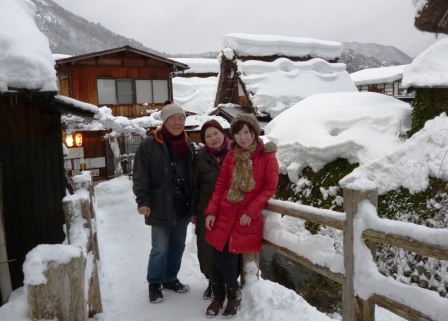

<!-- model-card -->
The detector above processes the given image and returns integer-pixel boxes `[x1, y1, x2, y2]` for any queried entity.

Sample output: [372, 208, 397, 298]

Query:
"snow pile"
[263, 206, 345, 274]
[222, 33, 343, 60]
[23, 245, 84, 286]
[265, 91, 412, 183]
[0, 0, 57, 92]
[236, 57, 357, 118]
[402, 36, 448, 88]
[350, 65, 409, 85]
[341, 113, 448, 194]
[173, 76, 218, 114]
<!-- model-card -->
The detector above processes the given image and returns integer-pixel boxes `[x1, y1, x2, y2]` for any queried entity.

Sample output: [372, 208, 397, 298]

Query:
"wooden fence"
[261, 186, 448, 321]
[25, 172, 102, 321]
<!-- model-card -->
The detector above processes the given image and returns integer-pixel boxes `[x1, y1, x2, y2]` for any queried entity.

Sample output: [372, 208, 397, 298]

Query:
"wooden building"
[350, 65, 414, 102]
[55, 46, 188, 118]
[0, 91, 95, 301]
[213, 34, 356, 120]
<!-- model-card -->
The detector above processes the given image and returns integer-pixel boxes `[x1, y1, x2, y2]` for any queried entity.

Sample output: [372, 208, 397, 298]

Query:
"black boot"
[162, 279, 190, 293]
[203, 281, 212, 300]
[222, 285, 241, 317]
[148, 283, 164, 303]
[205, 283, 225, 318]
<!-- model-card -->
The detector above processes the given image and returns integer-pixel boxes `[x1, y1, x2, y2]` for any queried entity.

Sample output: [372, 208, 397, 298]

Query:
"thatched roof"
[414, 0, 448, 34]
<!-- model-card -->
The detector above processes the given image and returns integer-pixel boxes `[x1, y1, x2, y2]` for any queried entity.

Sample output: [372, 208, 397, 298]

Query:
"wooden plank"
[0, 164, 13, 304]
[265, 201, 344, 230]
[363, 229, 448, 262]
[263, 240, 344, 284]
[371, 294, 434, 321]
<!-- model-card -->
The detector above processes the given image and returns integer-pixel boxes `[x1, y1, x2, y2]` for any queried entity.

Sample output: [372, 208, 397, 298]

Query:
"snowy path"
[93, 176, 402, 321]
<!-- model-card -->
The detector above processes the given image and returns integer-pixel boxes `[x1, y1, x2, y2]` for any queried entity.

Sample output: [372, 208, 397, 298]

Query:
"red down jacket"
[205, 141, 279, 254]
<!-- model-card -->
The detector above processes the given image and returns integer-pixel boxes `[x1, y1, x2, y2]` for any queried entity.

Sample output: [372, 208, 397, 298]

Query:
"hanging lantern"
[65, 134, 74, 147]
[75, 132, 83, 147]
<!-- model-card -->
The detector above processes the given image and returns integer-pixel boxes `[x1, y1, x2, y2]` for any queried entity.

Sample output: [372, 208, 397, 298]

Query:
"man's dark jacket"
[132, 128, 195, 226]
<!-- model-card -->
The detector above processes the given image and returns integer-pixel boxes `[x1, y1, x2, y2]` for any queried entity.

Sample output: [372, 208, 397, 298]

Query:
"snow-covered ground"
[0, 176, 407, 321]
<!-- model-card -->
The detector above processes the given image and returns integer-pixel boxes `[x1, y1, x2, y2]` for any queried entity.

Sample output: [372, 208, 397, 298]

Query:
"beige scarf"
[227, 140, 258, 203]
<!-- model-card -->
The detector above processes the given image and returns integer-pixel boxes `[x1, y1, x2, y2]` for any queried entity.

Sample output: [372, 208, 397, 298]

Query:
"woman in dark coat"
[190, 120, 229, 300]
[204, 114, 279, 318]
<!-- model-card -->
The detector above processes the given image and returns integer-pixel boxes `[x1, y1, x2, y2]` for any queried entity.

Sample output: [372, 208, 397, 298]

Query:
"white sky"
[50, 0, 443, 58]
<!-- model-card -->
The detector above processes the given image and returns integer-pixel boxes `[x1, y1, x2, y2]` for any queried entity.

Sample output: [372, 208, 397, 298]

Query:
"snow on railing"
[262, 186, 448, 321]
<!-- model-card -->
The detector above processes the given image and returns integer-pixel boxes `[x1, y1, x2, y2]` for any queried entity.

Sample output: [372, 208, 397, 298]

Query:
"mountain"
[32, 0, 412, 71]
[32, 0, 171, 57]
[340, 42, 413, 73]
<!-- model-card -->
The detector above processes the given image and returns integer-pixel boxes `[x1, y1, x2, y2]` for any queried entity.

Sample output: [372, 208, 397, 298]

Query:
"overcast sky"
[51, 0, 442, 58]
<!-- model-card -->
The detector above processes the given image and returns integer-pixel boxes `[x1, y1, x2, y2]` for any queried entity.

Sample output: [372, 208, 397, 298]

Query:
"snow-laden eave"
[222, 33, 342, 61]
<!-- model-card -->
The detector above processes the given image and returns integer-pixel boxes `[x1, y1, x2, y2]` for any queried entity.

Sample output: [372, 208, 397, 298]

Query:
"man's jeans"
[147, 217, 188, 284]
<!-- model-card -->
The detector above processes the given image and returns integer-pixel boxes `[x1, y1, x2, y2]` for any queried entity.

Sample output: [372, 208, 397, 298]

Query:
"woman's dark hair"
[200, 119, 226, 144]
[231, 121, 258, 140]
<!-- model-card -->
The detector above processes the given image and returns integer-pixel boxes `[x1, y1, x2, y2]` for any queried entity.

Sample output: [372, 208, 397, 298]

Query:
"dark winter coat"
[132, 128, 195, 226]
[191, 148, 228, 279]
[205, 141, 279, 254]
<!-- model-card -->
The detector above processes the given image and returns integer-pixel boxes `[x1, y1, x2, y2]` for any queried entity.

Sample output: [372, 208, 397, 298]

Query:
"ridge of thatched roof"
[414, 0, 448, 34]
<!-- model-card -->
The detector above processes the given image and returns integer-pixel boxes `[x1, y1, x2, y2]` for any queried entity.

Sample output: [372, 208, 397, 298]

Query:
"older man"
[133, 103, 195, 303]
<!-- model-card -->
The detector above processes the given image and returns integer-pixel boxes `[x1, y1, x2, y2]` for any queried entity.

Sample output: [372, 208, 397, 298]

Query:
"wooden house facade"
[55, 46, 188, 118]
[0, 91, 95, 303]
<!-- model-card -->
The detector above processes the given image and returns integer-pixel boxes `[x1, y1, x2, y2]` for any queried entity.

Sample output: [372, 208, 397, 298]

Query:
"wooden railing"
[261, 187, 448, 321]
[24, 172, 102, 321]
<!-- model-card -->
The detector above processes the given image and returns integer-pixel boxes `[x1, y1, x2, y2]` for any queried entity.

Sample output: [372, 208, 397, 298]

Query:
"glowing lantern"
[75, 132, 83, 147]
[65, 134, 74, 147]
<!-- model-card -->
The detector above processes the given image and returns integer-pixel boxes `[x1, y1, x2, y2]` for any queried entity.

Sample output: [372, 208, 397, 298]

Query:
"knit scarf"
[205, 136, 229, 164]
[227, 140, 258, 203]
[161, 125, 189, 158]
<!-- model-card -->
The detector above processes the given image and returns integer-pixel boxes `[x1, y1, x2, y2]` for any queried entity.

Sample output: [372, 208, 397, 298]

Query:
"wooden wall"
[57, 52, 173, 118]
[0, 93, 66, 289]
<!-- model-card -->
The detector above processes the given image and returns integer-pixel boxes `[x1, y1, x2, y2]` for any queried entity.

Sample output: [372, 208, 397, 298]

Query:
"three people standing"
[133, 106, 279, 318]
[132, 103, 195, 303]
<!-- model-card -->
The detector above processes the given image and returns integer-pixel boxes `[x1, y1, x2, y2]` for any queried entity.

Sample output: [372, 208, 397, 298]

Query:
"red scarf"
[161, 125, 189, 158]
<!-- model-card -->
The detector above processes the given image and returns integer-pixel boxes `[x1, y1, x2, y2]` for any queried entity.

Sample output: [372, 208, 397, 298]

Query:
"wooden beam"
[371, 294, 433, 321]
[263, 240, 344, 284]
[265, 201, 344, 230]
[363, 229, 448, 262]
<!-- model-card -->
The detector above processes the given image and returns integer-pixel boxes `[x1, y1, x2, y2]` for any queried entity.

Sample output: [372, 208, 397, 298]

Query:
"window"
[97, 79, 169, 105]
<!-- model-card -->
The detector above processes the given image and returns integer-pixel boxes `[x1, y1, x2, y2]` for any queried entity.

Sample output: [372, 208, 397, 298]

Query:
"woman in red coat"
[204, 114, 279, 318]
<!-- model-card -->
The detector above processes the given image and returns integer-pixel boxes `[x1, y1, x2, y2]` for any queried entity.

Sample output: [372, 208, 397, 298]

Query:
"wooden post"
[342, 187, 377, 321]
[0, 164, 13, 305]
[27, 252, 87, 321]
[63, 194, 103, 316]
[241, 253, 259, 286]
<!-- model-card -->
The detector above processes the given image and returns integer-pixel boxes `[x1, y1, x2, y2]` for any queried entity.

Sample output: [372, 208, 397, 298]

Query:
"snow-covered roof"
[222, 33, 343, 60]
[173, 58, 219, 74]
[235, 56, 357, 118]
[402, 36, 448, 88]
[173, 76, 217, 114]
[350, 65, 409, 86]
[264, 91, 412, 184]
[0, 0, 57, 92]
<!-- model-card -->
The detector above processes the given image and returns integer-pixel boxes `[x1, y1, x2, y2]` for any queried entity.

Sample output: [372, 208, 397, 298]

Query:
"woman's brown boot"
[205, 283, 225, 318]
[222, 285, 241, 317]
